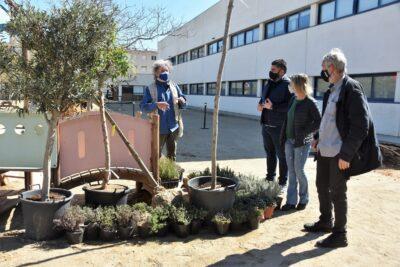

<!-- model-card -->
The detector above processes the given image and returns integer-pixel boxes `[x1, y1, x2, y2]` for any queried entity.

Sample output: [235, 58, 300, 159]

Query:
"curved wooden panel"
[58, 112, 153, 180]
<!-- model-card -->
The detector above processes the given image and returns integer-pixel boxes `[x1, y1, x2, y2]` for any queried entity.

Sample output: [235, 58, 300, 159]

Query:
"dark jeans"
[316, 154, 348, 233]
[159, 128, 179, 161]
[261, 124, 288, 185]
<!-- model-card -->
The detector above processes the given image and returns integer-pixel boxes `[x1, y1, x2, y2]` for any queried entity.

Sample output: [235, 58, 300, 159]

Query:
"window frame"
[206, 82, 226, 96]
[265, 8, 311, 39]
[229, 80, 258, 97]
[189, 83, 204, 95]
[314, 73, 397, 102]
[208, 39, 224, 55]
[231, 26, 260, 49]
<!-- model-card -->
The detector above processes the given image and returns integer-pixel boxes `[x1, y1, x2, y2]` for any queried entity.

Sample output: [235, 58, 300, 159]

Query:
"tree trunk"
[98, 85, 111, 189]
[211, 0, 234, 190]
[41, 112, 59, 201]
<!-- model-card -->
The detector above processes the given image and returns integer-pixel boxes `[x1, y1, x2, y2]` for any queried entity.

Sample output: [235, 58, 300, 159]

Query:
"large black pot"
[20, 188, 73, 241]
[83, 183, 132, 207]
[188, 176, 237, 213]
[65, 230, 84, 244]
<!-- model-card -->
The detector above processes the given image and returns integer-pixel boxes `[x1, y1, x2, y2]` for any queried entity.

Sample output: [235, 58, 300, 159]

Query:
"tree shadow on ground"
[209, 232, 334, 267]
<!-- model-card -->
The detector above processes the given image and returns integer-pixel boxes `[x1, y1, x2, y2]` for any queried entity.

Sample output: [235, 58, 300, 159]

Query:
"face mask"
[321, 70, 330, 82]
[269, 71, 279, 81]
[159, 71, 170, 82]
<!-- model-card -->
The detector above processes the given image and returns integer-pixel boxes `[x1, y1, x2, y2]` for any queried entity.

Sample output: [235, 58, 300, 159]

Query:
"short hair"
[322, 48, 347, 73]
[271, 59, 287, 73]
[152, 59, 173, 78]
[290, 73, 313, 96]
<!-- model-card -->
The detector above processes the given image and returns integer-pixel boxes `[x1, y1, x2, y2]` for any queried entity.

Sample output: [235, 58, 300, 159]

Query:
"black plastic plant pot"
[230, 222, 244, 232]
[161, 171, 183, 189]
[188, 176, 237, 213]
[65, 230, 84, 244]
[156, 224, 169, 237]
[215, 223, 230, 235]
[173, 223, 190, 238]
[84, 222, 99, 241]
[248, 218, 260, 230]
[137, 226, 151, 239]
[20, 188, 73, 241]
[190, 219, 202, 235]
[99, 228, 117, 241]
[82, 183, 133, 207]
[118, 226, 133, 240]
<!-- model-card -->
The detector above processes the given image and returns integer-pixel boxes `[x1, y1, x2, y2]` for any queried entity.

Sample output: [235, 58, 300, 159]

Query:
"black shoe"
[281, 204, 296, 211]
[316, 233, 348, 248]
[296, 203, 307, 210]
[304, 221, 333, 233]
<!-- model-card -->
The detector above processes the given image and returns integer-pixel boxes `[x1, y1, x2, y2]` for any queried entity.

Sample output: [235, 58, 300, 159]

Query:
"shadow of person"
[209, 232, 334, 266]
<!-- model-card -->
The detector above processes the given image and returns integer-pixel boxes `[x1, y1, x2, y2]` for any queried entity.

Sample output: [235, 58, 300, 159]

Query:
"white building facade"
[158, 0, 400, 139]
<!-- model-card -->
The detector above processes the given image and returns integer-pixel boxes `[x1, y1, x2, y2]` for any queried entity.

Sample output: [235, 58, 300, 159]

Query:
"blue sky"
[1, 0, 220, 49]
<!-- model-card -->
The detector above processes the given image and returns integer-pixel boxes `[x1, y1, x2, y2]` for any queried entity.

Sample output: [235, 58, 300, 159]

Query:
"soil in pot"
[137, 226, 151, 239]
[215, 222, 230, 235]
[264, 206, 276, 220]
[99, 228, 116, 241]
[84, 222, 99, 241]
[174, 223, 190, 238]
[27, 192, 66, 202]
[248, 218, 260, 230]
[65, 230, 84, 244]
[118, 226, 133, 240]
[161, 179, 180, 189]
[190, 220, 202, 235]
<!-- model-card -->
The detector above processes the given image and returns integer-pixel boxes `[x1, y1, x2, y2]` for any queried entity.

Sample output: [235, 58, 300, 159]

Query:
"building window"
[206, 82, 226, 96]
[179, 84, 189, 95]
[315, 73, 397, 101]
[319, 1, 336, 23]
[299, 9, 311, 29]
[231, 27, 259, 48]
[169, 57, 176, 66]
[266, 19, 286, 38]
[190, 46, 205, 60]
[288, 13, 299, 32]
[381, 0, 397, 5]
[189, 83, 204, 95]
[358, 0, 379, 12]
[229, 80, 257, 97]
[208, 40, 223, 55]
[177, 53, 188, 64]
[151, 55, 157, 60]
[336, 0, 355, 18]
[287, 9, 311, 33]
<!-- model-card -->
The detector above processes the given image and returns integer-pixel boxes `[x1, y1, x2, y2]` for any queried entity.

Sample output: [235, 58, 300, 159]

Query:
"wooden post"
[24, 171, 32, 190]
[102, 109, 158, 188]
[151, 113, 160, 183]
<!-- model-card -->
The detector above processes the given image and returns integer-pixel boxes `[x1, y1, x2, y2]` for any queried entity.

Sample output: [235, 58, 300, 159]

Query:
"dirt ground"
[1, 110, 399, 267]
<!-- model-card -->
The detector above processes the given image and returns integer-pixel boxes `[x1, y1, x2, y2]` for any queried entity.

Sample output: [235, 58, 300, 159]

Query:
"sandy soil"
[1, 110, 399, 267]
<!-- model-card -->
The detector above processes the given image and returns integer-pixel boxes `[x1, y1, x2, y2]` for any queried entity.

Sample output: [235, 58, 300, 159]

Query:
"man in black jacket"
[258, 59, 292, 189]
[304, 49, 382, 248]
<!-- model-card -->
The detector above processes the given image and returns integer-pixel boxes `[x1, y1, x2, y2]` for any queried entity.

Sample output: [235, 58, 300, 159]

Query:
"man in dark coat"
[304, 48, 382, 248]
[258, 59, 292, 191]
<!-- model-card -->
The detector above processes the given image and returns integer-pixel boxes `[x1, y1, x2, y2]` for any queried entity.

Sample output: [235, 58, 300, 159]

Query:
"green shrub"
[229, 203, 248, 224]
[159, 157, 181, 181]
[97, 206, 117, 231]
[170, 205, 191, 226]
[186, 165, 236, 179]
[212, 212, 231, 225]
[150, 205, 170, 234]
[115, 205, 134, 228]
[53, 205, 86, 232]
[188, 206, 208, 221]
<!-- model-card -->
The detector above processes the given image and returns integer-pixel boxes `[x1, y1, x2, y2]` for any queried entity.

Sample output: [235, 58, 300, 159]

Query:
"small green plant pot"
[84, 222, 99, 241]
[156, 224, 169, 237]
[118, 226, 133, 240]
[190, 219, 202, 235]
[248, 217, 260, 230]
[215, 222, 230, 235]
[173, 223, 190, 238]
[99, 228, 116, 241]
[65, 229, 84, 244]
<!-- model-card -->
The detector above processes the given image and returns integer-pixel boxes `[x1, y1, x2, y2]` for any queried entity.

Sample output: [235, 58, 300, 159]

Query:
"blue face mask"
[159, 71, 170, 82]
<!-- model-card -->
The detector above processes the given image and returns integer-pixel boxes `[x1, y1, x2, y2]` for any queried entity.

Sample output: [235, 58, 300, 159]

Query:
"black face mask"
[269, 71, 279, 81]
[321, 70, 330, 82]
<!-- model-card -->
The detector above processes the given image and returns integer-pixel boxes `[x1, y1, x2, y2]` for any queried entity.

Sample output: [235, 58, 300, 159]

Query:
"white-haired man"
[304, 49, 381, 248]
[140, 59, 186, 161]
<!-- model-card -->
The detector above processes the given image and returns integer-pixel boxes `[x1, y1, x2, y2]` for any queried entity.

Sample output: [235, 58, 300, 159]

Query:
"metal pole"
[201, 102, 209, 129]
[132, 101, 135, 117]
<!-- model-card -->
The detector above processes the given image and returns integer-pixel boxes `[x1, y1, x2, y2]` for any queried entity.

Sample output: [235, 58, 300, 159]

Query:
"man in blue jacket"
[140, 60, 186, 161]
[258, 59, 292, 191]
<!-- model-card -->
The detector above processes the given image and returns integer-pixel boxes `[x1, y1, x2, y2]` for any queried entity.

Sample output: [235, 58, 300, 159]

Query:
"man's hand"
[156, 101, 170, 111]
[176, 97, 186, 105]
[338, 159, 350, 170]
[311, 139, 319, 151]
[264, 98, 273, 110]
[257, 104, 263, 112]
